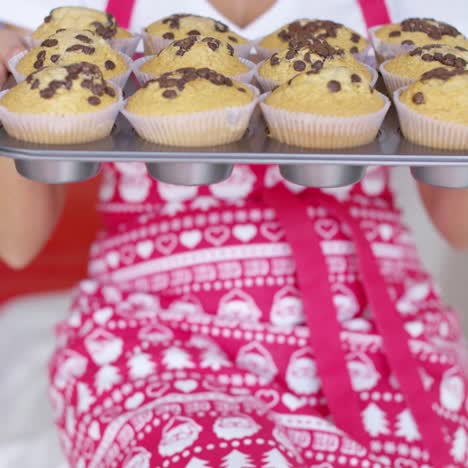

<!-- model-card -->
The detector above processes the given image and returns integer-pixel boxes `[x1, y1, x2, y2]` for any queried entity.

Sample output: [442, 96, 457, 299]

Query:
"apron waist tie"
[263, 185, 452, 468]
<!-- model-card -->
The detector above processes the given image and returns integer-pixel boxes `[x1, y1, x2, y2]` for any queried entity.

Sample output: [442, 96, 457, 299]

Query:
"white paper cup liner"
[254, 60, 378, 93]
[133, 56, 256, 86]
[260, 92, 390, 149]
[394, 87, 468, 150]
[0, 88, 124, 145]
[369, 25, 415, 63]
[379, 60, 415, 94]
[8, 50, 132, 88]
[122, 86, 259, 147]
[142, 32, 253, 58]
[109, 35, 141, 56]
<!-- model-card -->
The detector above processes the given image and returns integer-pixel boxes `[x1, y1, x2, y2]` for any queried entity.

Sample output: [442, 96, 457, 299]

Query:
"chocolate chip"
[188, 30, 200, 35]
[105, 86, 116, 97]
[197, 68, 211, 78]
[50, 54, 60, 63]
[389, 30, 402, 37]
[88, 96, 101, 105]
[351, 33, 360, 43]
[402, 39, 415, 46]
[37, 50, 46, 60]
[227, 44, 235, 56]
[162, 89, 177, 99]
[75, 34, 92, 43]
[105, 60, 116, 70]
[225, 78, 233, 87]
[31, 79, 40, 89]
[421, 53, 434, 61]
[92, 83, 105, 96]
[351, 73, 362, 83]
[41, 38, 58, 47]
[285, 49, 296, 60]
[207, 41, 219, 51]
[293, 60, 306, 72]
[421, 66, 468, 81]
[350, 46, 359, 54]
[237, 87, 246, 92]
[66, 44, 84, 52]
[33, 60, 44, 70]
[81, 79, 93, 89]
[327, 80, 341, 92]
[412, 92, 425, 104]
[40, 88, 54, 98]
[44, 15, 52, 23]
[228, 35, 238, 43]
[455, 46, 468, 52]
[55, 28, 66, 33]
[214, 20, 228, 33]
[163, 32, 175, 40]
[270, 54, 280, 66]
[81, 46, 95, 55]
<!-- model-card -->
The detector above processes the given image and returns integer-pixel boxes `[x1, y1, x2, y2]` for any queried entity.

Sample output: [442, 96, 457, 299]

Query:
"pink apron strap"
[309, 191, 453, 468]
[357, 0, 391, 28]
[263, 185, 369, 446]
[106, 0, 136, 29]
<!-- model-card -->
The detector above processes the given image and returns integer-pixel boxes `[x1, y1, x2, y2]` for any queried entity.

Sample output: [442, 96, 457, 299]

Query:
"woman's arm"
[0, 27, 67, 269]
[418, 183, 468, 250]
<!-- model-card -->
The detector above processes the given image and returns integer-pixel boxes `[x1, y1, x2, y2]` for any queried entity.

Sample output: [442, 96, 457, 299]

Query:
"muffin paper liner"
[109, 35, 141, 56]
[132, 55, 257, 86]
[142, 33, 253, 58]
[0, 88, 124, 145]
[394, 87, 468, 150]
[254, 60, 378, 93]
[8, 51, 133, 89]
[379, 59, 415, 94]
[122, 85, 260, 147]
[368, 25, 415, 63]
[260, 92, 390, 149]
[253, 38, 376, 67]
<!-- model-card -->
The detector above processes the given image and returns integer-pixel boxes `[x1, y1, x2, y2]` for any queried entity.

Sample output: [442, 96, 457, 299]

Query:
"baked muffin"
[381, 43, 468, 92]
[257, 19, 369, 59]
[144, 14, 250, 56]
[261, 66, 389, 148]
[395, 68, 468, 149]
[370, 18, 468, 62]
[0, 63, 121, 144]
[13, 30, 130, 86]
[257, 39, 375, 91]
[32, 7, 118, 42]
[134, 35, 253, 85]
[123, 68, 258, 146]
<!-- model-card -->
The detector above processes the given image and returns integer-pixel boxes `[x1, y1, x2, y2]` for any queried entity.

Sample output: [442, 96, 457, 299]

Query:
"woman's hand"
[0, 26, 67, 270]
[418, 183, 468, 250]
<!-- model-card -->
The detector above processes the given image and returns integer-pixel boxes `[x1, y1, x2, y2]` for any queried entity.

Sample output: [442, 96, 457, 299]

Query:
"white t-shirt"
[1, 0, 467, 39]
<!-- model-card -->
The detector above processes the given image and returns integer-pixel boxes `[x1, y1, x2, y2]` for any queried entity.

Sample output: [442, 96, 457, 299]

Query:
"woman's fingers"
[0, 29, 27, 89]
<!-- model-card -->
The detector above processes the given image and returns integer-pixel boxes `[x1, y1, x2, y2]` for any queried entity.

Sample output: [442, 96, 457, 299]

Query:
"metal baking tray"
[1, 79, 468, 188]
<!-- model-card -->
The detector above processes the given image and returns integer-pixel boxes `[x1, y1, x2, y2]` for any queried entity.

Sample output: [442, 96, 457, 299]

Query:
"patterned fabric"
[49, 164, 468, 468]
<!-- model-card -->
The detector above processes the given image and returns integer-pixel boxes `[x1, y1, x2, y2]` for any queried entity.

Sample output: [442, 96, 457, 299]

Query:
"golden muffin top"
[126, 67, 255, 116]
[17, 29, 128, 80]
[32, 7, 118, 41]
[141, 36, 249, 77]
[399, 67, 468, 125]
[265, 66, 384, 116]
[259, 39, 372, 84]
[145, 14, 248, 46]
[259, 19, 369, 54]
[1, 62, 118, 114]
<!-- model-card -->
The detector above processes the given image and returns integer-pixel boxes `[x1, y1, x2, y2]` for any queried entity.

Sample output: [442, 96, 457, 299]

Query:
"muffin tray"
[1, 80, 468, 188]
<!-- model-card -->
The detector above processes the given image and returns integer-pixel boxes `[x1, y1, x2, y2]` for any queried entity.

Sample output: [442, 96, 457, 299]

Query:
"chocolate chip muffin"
[123, 68, 258, 146]
[370, 18, 468, 62]
[261, 66, 389, 148]
[144, 14, 250, 56]
[257, 19, 369, 60]
[257, 38, 375, 91]
[15, 30, 129, 85]
[135, 35, 253, 85]
[395, 68, 468, 149]
[32, 7, 118, 43]
[381, 43, 468, 92]
[0, 63, 121, 144]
